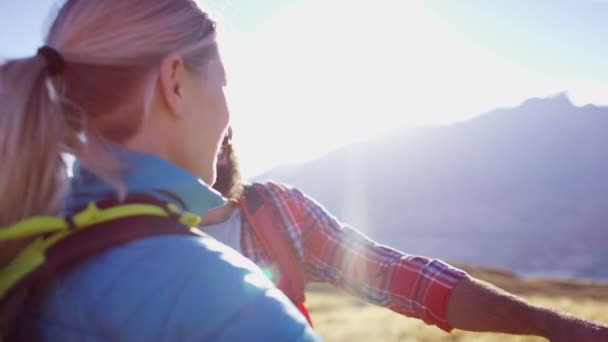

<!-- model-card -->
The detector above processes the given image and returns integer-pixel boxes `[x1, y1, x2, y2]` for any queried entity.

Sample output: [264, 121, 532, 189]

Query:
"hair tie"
[37, 46, 65, 76]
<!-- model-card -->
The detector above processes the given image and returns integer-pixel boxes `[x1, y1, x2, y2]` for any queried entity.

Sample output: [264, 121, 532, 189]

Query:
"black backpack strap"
[1, 197, 205, 340]
[36, 215, 202, 286]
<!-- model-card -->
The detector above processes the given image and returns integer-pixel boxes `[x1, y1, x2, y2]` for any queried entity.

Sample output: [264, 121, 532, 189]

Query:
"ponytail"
[0, 49, 125, 338]
[0, 54, 70, 263]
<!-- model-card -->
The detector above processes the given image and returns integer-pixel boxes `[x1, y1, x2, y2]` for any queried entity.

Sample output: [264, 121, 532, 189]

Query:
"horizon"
[254, 91, 608, 178]
[1, 0, 607, 177]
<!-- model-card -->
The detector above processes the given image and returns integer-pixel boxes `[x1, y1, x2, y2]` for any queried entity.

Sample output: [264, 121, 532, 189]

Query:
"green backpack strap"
[0, 195, 206, 340]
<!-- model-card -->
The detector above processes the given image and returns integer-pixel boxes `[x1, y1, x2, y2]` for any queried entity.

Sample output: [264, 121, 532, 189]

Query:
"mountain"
[255, 94, 608, 280]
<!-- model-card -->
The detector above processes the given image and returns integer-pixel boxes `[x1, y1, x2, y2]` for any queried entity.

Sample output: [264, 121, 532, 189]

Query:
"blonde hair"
[0, 0, 218, 262]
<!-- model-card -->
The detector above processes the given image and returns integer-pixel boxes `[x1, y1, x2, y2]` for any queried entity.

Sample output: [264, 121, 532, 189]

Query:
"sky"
[1, 0, 607, 177]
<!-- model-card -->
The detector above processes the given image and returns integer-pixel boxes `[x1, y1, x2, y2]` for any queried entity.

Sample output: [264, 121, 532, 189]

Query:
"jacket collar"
[67, 148, 226, 216]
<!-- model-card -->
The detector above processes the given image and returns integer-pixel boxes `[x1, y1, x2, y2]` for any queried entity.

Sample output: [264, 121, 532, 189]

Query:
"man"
[201, 128, 608, 341]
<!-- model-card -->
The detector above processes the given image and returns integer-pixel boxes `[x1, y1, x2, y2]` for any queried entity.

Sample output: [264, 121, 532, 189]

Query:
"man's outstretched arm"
[446, 275, 608, 341]
[268, 183, 607, 340]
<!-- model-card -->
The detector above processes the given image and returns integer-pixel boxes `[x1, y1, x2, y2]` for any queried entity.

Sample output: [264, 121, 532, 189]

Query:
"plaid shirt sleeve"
[250, 182, 468, 332]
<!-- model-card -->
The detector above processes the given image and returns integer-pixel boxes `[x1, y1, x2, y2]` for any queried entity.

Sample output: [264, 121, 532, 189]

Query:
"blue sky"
[423, 0, 608, 82]
[1, 0, 607, 177]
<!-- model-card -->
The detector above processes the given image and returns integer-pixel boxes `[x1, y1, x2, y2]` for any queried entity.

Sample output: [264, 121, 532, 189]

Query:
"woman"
[0, 1, 318, 341]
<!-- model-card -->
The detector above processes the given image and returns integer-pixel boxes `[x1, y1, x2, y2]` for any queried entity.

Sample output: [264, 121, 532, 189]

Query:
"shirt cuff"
[388, 257, 468, 332]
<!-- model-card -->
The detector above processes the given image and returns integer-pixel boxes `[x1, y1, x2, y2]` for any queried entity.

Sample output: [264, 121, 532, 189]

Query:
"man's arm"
[268, 183, 607, 340]
[446, 275, 608, 341]
[277, 183, 467, 331]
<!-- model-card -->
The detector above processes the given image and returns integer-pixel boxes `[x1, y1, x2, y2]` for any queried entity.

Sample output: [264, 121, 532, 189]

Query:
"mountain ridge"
[254, 94, 608, 279]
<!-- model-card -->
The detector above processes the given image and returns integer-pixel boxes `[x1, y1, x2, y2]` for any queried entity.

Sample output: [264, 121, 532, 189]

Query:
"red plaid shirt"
[240, 181, 468, 332]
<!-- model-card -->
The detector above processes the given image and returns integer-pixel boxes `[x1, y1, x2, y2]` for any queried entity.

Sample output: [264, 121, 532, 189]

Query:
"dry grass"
[305, 264, 608, 342]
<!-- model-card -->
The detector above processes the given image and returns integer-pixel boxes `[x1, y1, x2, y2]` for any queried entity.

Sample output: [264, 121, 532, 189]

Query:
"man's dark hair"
[213, 130, 243, 201]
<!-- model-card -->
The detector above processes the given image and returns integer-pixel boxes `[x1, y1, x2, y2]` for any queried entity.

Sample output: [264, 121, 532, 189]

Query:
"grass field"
[305, 264, 608, 341]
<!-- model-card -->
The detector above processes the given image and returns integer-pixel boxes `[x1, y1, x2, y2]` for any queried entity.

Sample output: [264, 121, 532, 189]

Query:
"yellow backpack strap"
[0, 198, 204, 303]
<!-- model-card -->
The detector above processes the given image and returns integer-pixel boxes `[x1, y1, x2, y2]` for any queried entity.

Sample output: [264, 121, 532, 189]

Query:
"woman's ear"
[158, 54, 186, 118]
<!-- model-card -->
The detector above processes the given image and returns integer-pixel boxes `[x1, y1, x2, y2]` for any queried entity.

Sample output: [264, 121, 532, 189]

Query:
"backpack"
[0, 195, 203, 340]
[238, 183, 313, 326]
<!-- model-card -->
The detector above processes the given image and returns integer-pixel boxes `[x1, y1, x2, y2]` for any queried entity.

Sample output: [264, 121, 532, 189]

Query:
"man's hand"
[544, 311, 608, 342]
[446, 276, 608, 341]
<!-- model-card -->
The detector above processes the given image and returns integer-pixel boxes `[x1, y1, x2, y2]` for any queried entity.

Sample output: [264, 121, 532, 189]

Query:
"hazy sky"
[1, 0, 607, 177]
